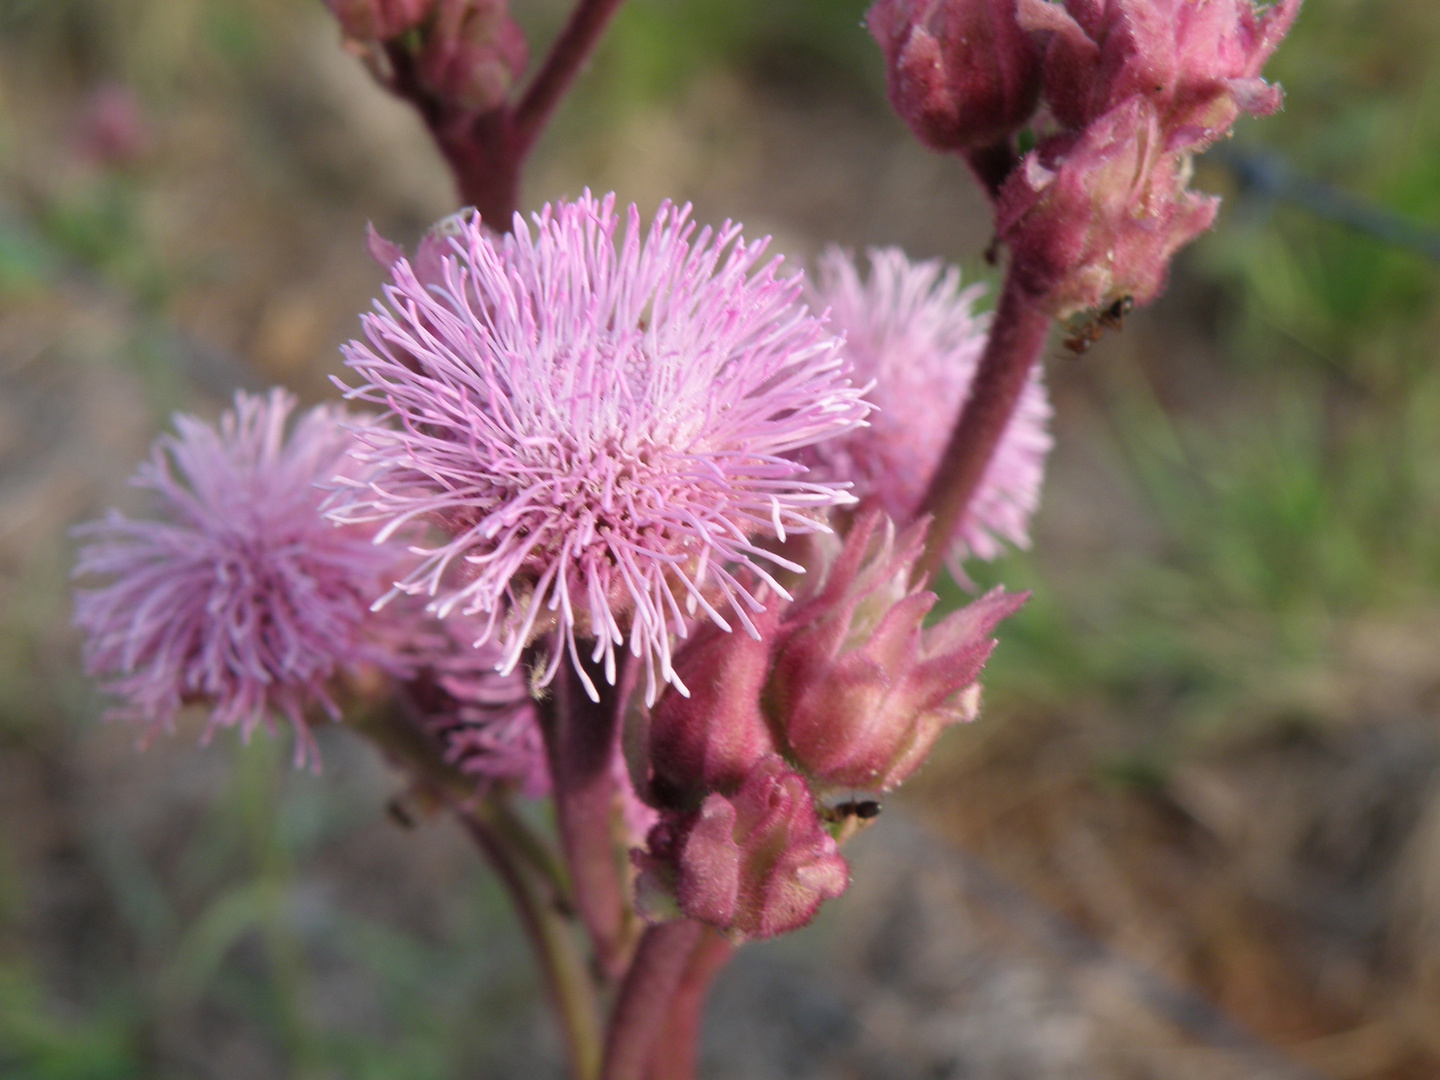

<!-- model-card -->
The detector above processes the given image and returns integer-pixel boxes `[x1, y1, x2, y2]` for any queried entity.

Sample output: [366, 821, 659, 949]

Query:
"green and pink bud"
[418, 0, 528, 114]
[767, 513, 1027, 792]
[646, 607, 782, 809]
[868, 0, 1042, 152]
[635, 755, 849, 942]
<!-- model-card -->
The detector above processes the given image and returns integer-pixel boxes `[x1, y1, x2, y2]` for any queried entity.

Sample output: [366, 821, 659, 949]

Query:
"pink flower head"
[767, 512, 1027, 793]
[998, 97, 1220, 316]
[634, 754, 849, 942]
[1019, 0, 1300, 145]
[802, 247, 1050, 563]
[412, 613, 548, 796]
[868, 0, 1043, 151]
[418, 0, 528, 114]
[325, 0, 433, 40]
[73, 390, 404, 770]
[332, 193, 869, 704]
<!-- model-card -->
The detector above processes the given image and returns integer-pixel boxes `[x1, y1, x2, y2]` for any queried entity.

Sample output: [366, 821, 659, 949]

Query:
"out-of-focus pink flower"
[635, 755, 848, 942]
[767, 512, 1026, 793]
[1019, 0, 1300, 145]
[869, 0, 1042, 151]
[997, 97, 1219, 316]
[325, 0, 433, 41]
[418, 0, 528, 114]
[330, 192, 869, 705]
[801, 247, 1050, 562]
[645, 604, 782, 808]
[73, 390, 404, 770]
[412, 614, 548, 796]
[75, 84, 153, 169]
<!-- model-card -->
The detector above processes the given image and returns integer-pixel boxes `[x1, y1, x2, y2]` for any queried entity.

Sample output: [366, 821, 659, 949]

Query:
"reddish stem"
[917, 270, 1051, 579]
[540, 651, 632, 981]
[645, 930, 735, 1080]
[514, 0, 630, 154]
[602, 920, 704, 1080]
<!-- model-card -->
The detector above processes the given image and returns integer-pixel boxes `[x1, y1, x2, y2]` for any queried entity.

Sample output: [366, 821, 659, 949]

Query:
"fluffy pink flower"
[73, 390, 404, 770]
[331, 193, 869, 703]
[802, 247, 1050, 563]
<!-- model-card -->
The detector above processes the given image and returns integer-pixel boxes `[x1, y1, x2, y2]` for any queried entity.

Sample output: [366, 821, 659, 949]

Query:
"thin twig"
[514, 0, 630, 153]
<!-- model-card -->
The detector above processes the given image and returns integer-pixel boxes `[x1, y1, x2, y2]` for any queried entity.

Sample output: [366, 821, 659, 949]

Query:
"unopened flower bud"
[868, 0, 1042, 151]
[997, 98, 1218, 318]
[647, 608, 782, 808]
[767, 513, 1026, 792]
[419, 0, 528, 114]
[1018, 0, 1300, 147]
[635, 755, 848, 941]
[325, 0, 432, 41]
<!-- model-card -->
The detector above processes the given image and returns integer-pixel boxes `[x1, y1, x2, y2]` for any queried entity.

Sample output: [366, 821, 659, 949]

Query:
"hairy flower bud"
[1019, 0, 1300, 145]
[997, 97, 1218, 317]
[418, 0, 528, 113]
[869, 0, 1042, 151]
[647, 607, 782, 808]
[325, 0, 433, 41]
[635, 755, 848, 942]
[767, 513, 1026, 792]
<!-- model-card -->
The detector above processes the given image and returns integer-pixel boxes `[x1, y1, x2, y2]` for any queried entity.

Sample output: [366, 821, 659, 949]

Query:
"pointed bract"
[767, 513, 1026, 792]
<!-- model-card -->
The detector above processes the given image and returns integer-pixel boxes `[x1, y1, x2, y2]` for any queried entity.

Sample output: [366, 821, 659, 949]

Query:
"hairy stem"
[917, 270, 1051, 579]
[351, 703, 599, 1078]
[460, 811, 603, 1080]
[514, 0, 630, 153]
[540, 650, 633, 981]
[645, 929, 735, 1080]
[601, 920, 704, 1080]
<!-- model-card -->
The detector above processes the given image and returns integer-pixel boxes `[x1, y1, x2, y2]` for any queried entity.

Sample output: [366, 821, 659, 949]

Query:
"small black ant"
[1063, 294, 1133, 355]
[824, 798, 883, 824]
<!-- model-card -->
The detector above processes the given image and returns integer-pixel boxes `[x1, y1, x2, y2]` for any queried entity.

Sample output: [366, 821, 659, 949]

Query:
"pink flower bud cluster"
[870, 0, 1301, 318]
[326, 0, 527, 116]
[634, 513, 1024, 941]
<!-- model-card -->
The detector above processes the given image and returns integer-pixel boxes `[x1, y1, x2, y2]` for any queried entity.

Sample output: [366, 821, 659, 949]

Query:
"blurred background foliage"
[3, 0, 1440, 1077]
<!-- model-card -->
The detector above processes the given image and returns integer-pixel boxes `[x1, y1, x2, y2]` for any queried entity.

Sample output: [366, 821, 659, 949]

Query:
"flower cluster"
[330, 192, 869, 704]
[72, 390, 405, 769]
[872, 0, 1302, 317]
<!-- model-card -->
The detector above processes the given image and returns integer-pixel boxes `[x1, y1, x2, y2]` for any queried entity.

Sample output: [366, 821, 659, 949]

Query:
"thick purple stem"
[602, 920, 705, 1080]
[645, 929, 735, 1080]
[917, 270, 1051, 578]
[513, 0, 629, 154]
[541, 650, 632, 981]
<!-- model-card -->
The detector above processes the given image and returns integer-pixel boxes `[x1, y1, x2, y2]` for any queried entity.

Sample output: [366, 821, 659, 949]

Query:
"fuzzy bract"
[72, 389, 403, 770]
[331, 192, 869, 703]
